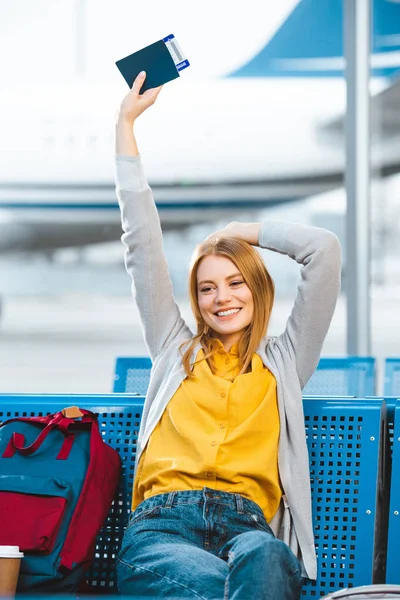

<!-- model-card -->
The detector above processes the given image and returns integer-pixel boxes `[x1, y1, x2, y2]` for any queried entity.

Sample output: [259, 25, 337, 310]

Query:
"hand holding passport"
[115, 34, 190, 93]
[117, 71, 163, 124]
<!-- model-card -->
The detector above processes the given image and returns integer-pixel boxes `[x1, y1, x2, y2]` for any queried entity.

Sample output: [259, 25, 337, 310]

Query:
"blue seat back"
[0, 394, 386, 597]
[303, 357, 376, 396]
[113, 357, 152, 394]
[301, 397, 385, 597]
[384, 359, 400, 397]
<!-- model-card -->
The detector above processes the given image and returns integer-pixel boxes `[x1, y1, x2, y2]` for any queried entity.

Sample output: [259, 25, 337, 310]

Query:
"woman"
[115, 71, 341, 600]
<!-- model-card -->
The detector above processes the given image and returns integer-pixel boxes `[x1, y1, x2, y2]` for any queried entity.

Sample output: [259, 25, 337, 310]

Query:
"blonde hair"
[179, 236, 275, 379]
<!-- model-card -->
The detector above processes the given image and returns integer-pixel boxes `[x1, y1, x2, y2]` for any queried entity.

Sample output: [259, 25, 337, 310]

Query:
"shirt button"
[225, 358, 229, 364]
[207, 472, 213, 478]
[211, 441, 217, 446]
[220, 423, 226, 429]
[220, 392, 226, 398]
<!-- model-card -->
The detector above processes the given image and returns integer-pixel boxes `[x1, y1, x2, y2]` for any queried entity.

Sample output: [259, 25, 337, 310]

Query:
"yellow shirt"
[132, 339, 282, 522]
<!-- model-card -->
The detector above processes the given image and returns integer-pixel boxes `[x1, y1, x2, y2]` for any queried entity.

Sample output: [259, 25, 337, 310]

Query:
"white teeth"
[216, 308, 241, 317]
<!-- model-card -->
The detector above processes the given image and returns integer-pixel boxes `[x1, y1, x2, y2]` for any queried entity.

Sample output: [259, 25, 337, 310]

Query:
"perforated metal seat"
[0, 395, 386, 597]
[301, 398, 386, 598]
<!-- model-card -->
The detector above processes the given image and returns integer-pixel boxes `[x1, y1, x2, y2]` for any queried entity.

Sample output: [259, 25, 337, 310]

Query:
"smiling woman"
[180, 238, 274, 378]
[113, 71, 342, 600]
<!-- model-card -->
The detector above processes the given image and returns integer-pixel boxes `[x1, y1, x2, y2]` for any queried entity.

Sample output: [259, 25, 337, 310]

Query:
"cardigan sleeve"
[259, 220, 342, 388]
[115, 154, 190, 361]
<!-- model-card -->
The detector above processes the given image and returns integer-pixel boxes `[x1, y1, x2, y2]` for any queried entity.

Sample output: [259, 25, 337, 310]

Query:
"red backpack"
[0, 406, 121, 592]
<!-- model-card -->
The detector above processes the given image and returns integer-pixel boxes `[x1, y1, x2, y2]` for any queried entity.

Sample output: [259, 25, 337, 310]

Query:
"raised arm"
[258, 220, 342, 388]
[115, 72, 190, 361]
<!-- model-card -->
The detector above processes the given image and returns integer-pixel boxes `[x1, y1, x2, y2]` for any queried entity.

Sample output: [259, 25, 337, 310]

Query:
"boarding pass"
[163, 34, 190, 72]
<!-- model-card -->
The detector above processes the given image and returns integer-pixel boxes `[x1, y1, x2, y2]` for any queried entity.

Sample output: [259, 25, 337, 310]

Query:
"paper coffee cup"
[0, 546, 24, 598]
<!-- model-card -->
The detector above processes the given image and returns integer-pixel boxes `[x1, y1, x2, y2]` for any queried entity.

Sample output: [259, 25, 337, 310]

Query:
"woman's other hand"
[117, 71, 163, 126]
[205, 222, 261, 246]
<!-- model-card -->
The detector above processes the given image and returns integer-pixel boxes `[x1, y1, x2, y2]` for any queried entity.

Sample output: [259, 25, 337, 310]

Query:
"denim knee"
[229, 530, 301, 577]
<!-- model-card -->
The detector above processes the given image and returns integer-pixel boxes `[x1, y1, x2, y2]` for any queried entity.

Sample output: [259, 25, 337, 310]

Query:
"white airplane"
[0, 0, 399, 253]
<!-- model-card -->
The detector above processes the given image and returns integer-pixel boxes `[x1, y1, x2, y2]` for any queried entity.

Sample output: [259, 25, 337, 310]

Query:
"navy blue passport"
[115, 39, 181, 93]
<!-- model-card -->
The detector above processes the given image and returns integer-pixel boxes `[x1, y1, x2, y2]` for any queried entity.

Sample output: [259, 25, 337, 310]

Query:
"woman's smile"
[214, 307, 242, 320]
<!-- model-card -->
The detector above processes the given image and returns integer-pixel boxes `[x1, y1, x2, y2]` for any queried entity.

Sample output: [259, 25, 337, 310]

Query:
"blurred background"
[0, 0, 399, 394]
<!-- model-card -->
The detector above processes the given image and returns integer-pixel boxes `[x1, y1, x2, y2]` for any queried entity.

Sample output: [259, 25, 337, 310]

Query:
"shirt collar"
[209, 338, 239, 357]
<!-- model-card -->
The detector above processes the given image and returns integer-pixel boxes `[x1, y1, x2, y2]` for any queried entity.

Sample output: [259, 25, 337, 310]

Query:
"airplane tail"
[228, 0, 400, 78]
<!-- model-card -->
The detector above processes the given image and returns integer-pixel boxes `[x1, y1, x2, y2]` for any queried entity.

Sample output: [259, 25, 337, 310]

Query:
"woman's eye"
[231, 281, 243, 286]
[200, 287, 212, 292]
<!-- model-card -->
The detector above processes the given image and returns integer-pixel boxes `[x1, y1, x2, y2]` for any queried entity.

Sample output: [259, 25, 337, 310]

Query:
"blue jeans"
[116, 487, 303, 600]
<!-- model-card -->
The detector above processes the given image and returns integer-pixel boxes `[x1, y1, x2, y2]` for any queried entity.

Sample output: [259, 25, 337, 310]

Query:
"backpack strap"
[59, 411, 121, 571]
[1, 410, 97, 460]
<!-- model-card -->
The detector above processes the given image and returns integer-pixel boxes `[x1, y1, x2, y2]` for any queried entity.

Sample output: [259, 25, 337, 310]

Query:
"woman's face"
[196, 255, 254, 350]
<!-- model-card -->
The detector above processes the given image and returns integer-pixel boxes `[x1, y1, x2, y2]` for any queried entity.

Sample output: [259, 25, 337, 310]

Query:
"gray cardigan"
[115, 154, 342, 580]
